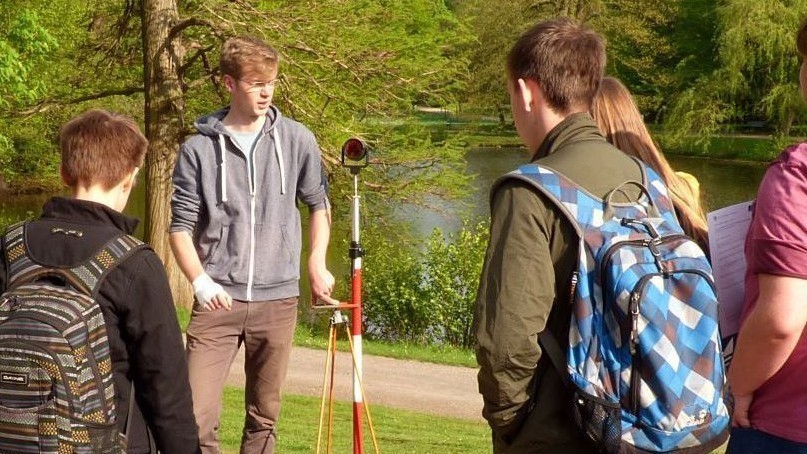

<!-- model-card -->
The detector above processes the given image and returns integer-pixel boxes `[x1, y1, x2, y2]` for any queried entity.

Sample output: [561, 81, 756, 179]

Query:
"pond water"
[399, 148, 768, 239]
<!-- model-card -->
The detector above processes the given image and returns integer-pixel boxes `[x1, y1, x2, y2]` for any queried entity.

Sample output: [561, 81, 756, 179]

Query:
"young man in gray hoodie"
[169, 36, 336, 454]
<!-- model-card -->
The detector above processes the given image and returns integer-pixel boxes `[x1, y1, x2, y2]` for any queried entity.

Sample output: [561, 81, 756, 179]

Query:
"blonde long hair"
[591, 77, 709, 250]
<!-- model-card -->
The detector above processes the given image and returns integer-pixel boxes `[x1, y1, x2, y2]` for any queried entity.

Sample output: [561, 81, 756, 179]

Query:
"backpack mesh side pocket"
[571, 389, 622, 452]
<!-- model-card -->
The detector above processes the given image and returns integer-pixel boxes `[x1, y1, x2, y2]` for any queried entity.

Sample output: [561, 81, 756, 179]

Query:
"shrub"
[421, 222, 487, 347]
[360, 220, 488, 348]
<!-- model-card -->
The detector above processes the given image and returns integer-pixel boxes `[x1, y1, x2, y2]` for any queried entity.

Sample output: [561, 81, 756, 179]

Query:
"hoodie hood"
[193, 105, 287, 202]
[194, 105, 281, 137]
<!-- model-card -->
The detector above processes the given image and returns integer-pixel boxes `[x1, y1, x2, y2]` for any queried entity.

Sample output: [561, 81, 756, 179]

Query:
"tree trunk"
[141, 0, 193, 308]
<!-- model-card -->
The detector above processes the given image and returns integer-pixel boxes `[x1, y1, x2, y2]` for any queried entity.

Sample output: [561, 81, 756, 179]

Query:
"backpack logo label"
[686, 409, 711, 427]
[0, 372, 28, 385]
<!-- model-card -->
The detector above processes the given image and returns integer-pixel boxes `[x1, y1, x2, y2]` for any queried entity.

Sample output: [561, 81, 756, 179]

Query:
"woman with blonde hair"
[591, 76, 709, 251]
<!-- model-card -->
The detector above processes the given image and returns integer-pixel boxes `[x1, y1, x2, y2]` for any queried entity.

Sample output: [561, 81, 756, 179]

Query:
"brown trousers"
[186, 298, 298, 454]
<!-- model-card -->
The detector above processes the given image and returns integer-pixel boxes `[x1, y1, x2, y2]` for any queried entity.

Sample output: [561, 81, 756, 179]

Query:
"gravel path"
[224, 345, 484, 422]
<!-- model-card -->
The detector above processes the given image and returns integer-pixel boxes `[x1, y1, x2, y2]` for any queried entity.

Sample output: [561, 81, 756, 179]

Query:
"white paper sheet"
[707, 200, 754, 365]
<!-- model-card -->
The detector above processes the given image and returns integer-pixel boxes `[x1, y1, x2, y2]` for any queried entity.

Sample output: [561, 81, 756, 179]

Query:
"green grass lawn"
[218, 385, 728, 454]
[657, 134, 783, 162]
[219, 386, 489, 454]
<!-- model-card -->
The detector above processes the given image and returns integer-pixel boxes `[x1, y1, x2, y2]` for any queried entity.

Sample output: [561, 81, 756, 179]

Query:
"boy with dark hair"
[170, 36, 335, 453]
[0, 109, 200, 453]
[473, 18, 643, 452]
[726, 15, 807, 454]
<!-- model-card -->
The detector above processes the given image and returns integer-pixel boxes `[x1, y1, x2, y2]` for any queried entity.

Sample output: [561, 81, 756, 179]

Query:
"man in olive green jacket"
[473, 18, 643, 453]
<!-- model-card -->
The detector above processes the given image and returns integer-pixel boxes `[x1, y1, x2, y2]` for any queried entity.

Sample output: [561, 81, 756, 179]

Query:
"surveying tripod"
[311, 138, 379, 454]
[314, 310, 379, 454]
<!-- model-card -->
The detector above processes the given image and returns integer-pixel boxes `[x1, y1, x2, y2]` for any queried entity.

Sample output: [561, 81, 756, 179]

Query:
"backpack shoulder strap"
[4, 220, 36, 286]
[65, 234, 147, 297]
[492, 163, 589, 238]
[4, 224, 147, 297]
[537, 330, 572, 388]
[497, 159, 681, 230]
[492, 165, 594, 388]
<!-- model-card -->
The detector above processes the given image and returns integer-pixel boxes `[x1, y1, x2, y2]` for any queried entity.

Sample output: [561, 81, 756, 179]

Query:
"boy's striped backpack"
[0, 222, 145, 454]
[501, 162, 730, 453]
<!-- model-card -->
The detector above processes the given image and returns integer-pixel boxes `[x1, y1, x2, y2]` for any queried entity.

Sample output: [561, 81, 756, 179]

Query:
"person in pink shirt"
[726, 16, 807, 454]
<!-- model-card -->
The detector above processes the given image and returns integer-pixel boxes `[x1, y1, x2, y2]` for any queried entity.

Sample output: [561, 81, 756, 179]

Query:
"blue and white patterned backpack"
[502, 162, 730, 453]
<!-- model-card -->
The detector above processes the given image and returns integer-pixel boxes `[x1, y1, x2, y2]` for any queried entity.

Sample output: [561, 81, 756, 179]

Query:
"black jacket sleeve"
[117, 250, 200, 454]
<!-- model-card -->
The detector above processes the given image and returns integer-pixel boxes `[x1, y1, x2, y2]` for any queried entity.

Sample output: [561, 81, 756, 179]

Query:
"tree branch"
[179, 44, 214, 74]
[167, 17, 216, 45]
[12, 87, 144, 117]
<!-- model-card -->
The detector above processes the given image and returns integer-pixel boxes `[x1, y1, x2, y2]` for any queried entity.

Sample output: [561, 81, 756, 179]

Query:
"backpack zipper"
[625, 268, 717, 417]
[628, 286, 644, 416]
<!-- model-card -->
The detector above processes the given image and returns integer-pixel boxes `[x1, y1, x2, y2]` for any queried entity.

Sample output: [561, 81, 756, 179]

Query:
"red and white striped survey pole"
[342, 137, 369, 454]
[349, 170, 365, 454]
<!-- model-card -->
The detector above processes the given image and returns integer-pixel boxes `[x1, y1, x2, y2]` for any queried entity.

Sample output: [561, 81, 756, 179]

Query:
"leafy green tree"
[667, 0, 718, 93]
[452, 0, 521, 120]
[0, 8, 57, 189]
[0, 9, 57, 107]
[456, 0, 682, 118]
[591, 0, 679, 116]
[665, 0, 807, 140]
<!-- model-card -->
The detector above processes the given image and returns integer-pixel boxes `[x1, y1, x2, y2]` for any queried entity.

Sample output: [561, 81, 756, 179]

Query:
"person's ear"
[516, 78, 535, 113]
[223, 74, 235, 92]
[123, 166, 139, 191]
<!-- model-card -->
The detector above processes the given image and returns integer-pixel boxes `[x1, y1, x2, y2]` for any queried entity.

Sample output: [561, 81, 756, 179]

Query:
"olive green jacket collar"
[531, 112, 604, 161]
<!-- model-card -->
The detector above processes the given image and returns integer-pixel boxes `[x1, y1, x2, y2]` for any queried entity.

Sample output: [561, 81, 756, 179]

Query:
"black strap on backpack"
[122, 384, 159, 453]
[537, 330, 573, 389]
[125, 385, 135, 441]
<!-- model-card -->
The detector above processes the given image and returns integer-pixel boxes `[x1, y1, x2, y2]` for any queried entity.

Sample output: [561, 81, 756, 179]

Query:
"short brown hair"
[59, 109, 147, 190]
[798, 15, 807, 57]
[220, 36, 279, 79]
[507, 17, 605, 114]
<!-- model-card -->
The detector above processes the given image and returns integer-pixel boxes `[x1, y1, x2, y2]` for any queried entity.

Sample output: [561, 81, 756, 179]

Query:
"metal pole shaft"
[351, 173, 364, 454]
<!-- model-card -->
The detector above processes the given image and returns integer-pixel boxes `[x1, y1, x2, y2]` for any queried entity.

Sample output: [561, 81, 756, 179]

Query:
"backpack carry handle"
[603, 180, 660, 220]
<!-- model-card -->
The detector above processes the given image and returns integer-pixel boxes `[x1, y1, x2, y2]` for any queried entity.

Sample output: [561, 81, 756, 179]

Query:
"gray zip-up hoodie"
[170, 106, 328, 301]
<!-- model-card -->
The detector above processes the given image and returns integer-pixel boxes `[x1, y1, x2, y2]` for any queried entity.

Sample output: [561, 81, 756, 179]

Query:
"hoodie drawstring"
[217, 128, 284, 200]
[218, 134, 228, 203]
[273, 131, 286, 195]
